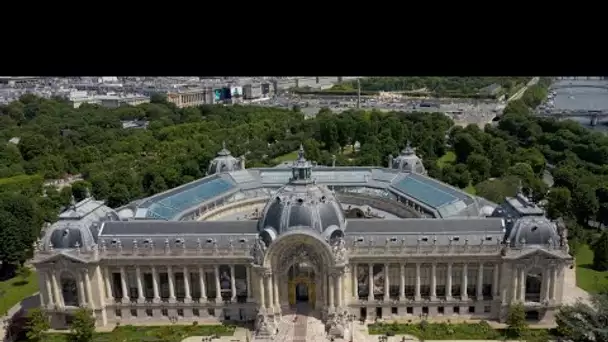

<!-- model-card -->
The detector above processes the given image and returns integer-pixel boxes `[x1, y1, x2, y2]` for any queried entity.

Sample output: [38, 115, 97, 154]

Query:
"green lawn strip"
[0, 272, 39, 315]
[436, 151, 456, 169]
[39, 324, 235, 342]
[575, 244, 608, 293]
[368, 322, 555, 340]
[272, 150, 299, 164]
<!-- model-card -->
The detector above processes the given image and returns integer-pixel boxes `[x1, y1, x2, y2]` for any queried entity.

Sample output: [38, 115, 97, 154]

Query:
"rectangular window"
[175, 272, 185, 300]
[389, 264, 400, 299]
[146, 309, 153, 317]
[436, 265, 446, 297]
[405, 265, 416, 298]
[406, 307, 413, 314]
[391, 307, 398, 315]
[420, 264, 431, 298]
[452, 265, 462, 297]
[115, 309, 121, 317]
[438, 306, 444, 314]
[177, 309, 184, 317]
[144, 273, 154, 299]
[130, 309, 137, 317]
[193, 309, 200, 317]
[467, 266, 478, 298]
[161, 309, 168, 317]
[483, 264, 494, 299]
[160, 273, 170, 300]
[453, 306, 460, 314]
[468, 306, 475, 314]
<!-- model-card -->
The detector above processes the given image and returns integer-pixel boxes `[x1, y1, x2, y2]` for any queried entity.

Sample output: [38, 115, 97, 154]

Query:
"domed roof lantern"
[217, 141, 231, 157]
[402, 140, 415, 156]
[290, 144, 313, 184]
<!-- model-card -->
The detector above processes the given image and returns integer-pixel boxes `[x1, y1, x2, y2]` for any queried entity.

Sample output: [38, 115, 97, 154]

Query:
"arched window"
[60, 273, 79, 307]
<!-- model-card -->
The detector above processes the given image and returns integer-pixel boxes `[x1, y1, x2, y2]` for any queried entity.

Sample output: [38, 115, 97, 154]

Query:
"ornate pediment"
[508, 248, 568, 269]
[35, 251, 88, 268]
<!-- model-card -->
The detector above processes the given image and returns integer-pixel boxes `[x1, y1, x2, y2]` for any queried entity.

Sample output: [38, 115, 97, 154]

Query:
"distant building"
[165, 88, 214, 108]
[98, 95, 150, 109]
[121, 120, 150, 129]
[243, 84, 262, 100]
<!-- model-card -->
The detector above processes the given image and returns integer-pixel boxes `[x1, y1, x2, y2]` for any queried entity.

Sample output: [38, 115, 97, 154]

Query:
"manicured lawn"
[464, 184, 477, 195]
[368, 322, 555, 340]
[0, 271, 39, 315]
[575, 244, 608, 293]
[436, 151, 456, 169]
[40, 324, 235, 342]
[272, 150, 299, 164]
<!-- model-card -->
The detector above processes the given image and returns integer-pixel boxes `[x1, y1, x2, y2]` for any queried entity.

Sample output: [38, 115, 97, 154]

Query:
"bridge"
[550, 83, 608, 90]
[536, 109, 608, 126]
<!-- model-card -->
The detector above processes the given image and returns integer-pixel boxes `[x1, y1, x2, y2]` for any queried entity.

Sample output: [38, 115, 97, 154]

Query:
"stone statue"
[332, 236, 347, 263]
[251, 236, 266, 265]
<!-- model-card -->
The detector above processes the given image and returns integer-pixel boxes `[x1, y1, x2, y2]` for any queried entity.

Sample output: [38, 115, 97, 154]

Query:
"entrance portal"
[296, 283, 309, 302]
[288, 264, 316, 308]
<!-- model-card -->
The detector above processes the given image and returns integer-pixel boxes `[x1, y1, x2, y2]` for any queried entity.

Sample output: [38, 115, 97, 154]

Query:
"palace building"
[33, 143, 572, 339]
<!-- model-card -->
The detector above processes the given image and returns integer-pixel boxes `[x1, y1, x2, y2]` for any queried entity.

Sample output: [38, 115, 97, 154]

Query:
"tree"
[69, 308, 96, 342]
[25, 308, 50, 342]
[592, 231, 608, 271]
[0, 193, 43, 275]
[555, 292, 608, 342]
[466, 153, 491, 185]
[546, 187, 572, 219]
[71, 181, 91, 202]
[572, 184, 599, 225]
[505, 303, 528, 338]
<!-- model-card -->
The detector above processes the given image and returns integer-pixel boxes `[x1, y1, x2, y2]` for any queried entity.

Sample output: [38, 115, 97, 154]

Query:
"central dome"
[258, 145, 346, 238]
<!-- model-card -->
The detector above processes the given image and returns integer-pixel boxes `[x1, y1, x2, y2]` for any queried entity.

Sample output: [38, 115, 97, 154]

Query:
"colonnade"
[103, 265, 252, 303]
[352, 262, 501, 301]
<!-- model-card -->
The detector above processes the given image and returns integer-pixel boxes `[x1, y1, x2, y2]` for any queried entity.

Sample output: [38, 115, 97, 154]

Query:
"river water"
[551, 79, 608, 131]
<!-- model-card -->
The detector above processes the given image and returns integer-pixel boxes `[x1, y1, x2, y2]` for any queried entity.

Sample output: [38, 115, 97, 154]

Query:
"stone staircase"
[253, 306, 327, 342]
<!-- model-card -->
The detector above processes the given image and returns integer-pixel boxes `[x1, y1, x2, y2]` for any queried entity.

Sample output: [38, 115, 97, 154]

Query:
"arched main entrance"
[263, 230, 335, 313]
[288, 263, 317, 308]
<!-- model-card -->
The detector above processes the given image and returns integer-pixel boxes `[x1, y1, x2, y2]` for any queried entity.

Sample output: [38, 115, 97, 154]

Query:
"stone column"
[45, 271, 54, 307]
[273, 273, 280, 308]
[120, 267, 129, 303]
[323, 273, 328, 304]
[199, 267, 207, 301]
[77, 272, 86, 306]
[328, 274, 335, 308]
[246, 266, 252, 299]
[511, 266, 518, 302]
[446, 263, 453, 300]
[51, 272, 63, 307]
[136, 266, 144, 302]
[259, 273, 266, 308]
[462, 263, 468, 300]
[549, 266, 556, 301]
[477, 263, 484, 299]
[431, 263, 437, 300]
[229, 265, 237, 301]
[266, 273, 274, 309]
[214, 266, 222, 301]
[84, 269, 95, 309]
[353, 263, 358, 299]
[183, 266, 192, 302]
[415, 263, 421, 301]
[384, 264, 390, 301]
[103, 267, 112, 300]
[368, 264, 374, 301]
[519, 268, 526, 302]
[399, 264, 405, 300]
[540, 269, 548, 302]
[152, 266, 160, 302]
[167, 266, 176, 302]
[493, 264, 500, 298]
[337, 272, 343, 307]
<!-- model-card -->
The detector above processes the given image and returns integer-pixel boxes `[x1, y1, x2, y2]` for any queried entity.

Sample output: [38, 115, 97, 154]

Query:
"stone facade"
[32, 145, 573, 339]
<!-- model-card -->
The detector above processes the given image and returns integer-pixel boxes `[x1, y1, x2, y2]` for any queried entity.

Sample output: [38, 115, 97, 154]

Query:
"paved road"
[507, 77, 540, 102]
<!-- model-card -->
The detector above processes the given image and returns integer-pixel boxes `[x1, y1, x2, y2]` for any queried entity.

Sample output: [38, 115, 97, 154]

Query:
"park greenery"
[1, 77, 608, 341]
[323, 77, 531, 99]
[17, 307, 235, 342]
